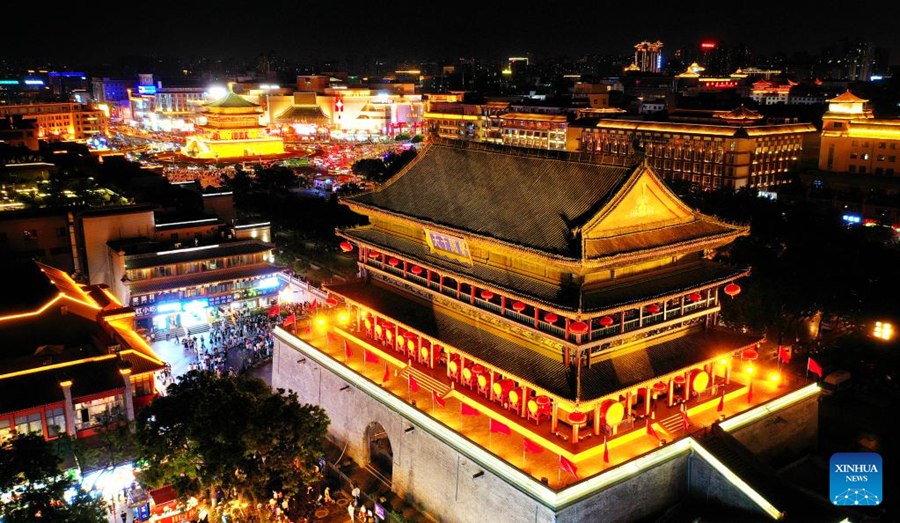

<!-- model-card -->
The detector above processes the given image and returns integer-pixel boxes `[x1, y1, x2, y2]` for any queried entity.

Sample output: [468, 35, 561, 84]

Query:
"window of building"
[859, 166, 867, 174]
[23, 229, 38, 240]
[878, 155, 886, 161]
[862, 153, 870, 160]
[0, 418, 12, 441]
[46, 408, 66, 437]
[849, 165, 857, 173]
[875, 168, 884, 175]
[879, 142, 886, 149]
[74, 395, 123, 431]
[15, 412, 43, 437]
[850, 153, 858, 159]
[131, 374, 154, 397]
[889, 156, 896, 163]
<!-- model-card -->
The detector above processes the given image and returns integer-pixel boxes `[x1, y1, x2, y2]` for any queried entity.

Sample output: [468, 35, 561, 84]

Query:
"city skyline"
[3, 2, 898, 65]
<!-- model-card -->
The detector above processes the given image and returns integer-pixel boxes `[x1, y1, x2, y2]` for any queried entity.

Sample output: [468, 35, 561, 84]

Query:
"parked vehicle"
[821, 370, 852, 395]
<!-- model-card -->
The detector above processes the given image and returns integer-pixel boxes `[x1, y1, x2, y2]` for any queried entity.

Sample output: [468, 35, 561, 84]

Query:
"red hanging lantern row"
[325, 297, 338, 307]
[688, 292, 702, 302]
[724, 283, 741, 297]
[411, 266, 422, 275]
[646, 304, 661, 314]
[388, 257, 400, 267]
[339, 241, 353, 253]
[652, 381, 668, 393]
[512, 301, 526, 312]
[599, 316, 614, 327]
[369, 251, 380, 259]
[544, 312, 558, 324]
[569, 321, 589, 335]
[480, 290, 494, 300]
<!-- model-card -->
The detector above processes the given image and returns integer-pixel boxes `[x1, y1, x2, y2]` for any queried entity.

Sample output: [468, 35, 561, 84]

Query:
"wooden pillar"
[620, 312, 625, 334]
[403, 260, 407, 278]
[680, 295, 685, 316]
[520, 386, 529, 417]
[426, 269, 431, 288]
[551, 402, 559, 432]
[644, 386, 652, 416]
[534, 308, 539, 329]
[639, 307, 644, 328]
[667, 377, 674, 407]
[625, 391, 632, 422]
[446, 350, 453, 378]
[501, 296, 506, 315]
[593, 404, 601, 436]
[683, 371, 690, 402]
[663, 301, 668, 321]
[470, 285, 475, 305]
[429, 342, 435, 369]
[457, 280, 461, 300]
[565, 317, 570, 342]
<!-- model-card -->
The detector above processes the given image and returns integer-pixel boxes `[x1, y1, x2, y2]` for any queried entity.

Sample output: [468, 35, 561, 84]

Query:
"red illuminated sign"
[701, 42, 716, 49]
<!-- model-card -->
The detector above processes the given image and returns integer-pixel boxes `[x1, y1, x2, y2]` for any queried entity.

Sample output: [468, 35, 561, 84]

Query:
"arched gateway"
[365, 421, 393, 485]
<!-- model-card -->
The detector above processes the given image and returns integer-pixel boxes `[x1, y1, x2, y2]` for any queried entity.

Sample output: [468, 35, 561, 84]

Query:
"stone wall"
[727, 394, 819, 466]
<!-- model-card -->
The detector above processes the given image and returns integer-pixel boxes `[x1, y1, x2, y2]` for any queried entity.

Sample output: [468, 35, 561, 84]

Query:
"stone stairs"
[399, 366, 451, 397]
[659, 412, 685, 436]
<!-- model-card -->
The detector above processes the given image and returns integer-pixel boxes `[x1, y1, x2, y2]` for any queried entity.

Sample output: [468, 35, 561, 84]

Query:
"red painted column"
[457, 280, 461, 300]
[470, 286, 475, 305]
[534, 308, 539, 328]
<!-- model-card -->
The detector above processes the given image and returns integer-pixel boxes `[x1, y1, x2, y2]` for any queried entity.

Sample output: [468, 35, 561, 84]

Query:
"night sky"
[3, 1, 898, 64]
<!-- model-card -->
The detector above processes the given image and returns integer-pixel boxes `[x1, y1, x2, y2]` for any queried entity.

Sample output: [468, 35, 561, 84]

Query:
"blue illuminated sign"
[183, 299, 209, 311]
[137, 85, 158, 95]
[842, 214, 862, 224]
[24, 79, 44, 86]
[156, 301, 182, 313]
[256, 276, 280, 290]
[0, 80, 19, 85]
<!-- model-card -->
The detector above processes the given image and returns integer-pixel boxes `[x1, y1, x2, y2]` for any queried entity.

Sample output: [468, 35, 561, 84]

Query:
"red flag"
[310, 299, 318, 311]
[282, 313, 295, 327]
[603, 437, 610, 464]
[523, 438, 543, 454]
[432, 390, 446, 408]
[408, 374, 420, 393]
[646, 419, 659, 439]
[807, 357, 823, 378]
[682, 410, 690, 432]
[747, 381, 754, 403]
[382, 364, 390, 384]
[778, 345, 792, 364]
[344, 340, 352, 359]
[461, 403, 479, 416]
[268, 303, 280, 317]
[717, 390, 725, 412]
[559, 455, 579, 479]
[490, 419, 510, 435]
[364, 349, 380, 364]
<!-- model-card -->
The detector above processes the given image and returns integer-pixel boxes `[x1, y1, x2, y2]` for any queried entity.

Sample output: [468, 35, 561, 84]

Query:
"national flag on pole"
[364, 349, 380, 364]
[268, 303, 280, 317]
[461, 403, 479, 416]
[282, 313, 296, 327]
[717, 390, 725, 412]
[682, 410, 690, 432]
[807, 357, 823, 378]
[490, 419, 511, 435]
[382, 364, 390, 384]
[408, 374, 420, 393]
[523, 438, 543, 454]
[432, 390, 446, 408]
[646, 419, 659, 439]
[603, 437, 610, 464]
[747, 381, 754, 403]
[559, 455, 579, 479]
[778, 345, 792, 364]
[343, 340, 352, 359]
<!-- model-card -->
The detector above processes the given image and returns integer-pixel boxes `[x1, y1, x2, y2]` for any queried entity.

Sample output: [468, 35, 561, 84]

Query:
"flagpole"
[557, 456, 561, 485]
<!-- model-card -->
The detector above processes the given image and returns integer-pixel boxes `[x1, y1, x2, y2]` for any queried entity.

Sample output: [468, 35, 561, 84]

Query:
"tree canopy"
[0, 434, 107, 523]
[135, 371, 329, 521]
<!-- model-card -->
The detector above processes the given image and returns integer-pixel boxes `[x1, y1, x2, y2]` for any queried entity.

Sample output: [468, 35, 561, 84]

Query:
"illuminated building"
[319, 88, 425, 140]
[265, 92, 329, 140]
[580, 110, 816, 189]
[500, 113, 570, 150]
[634, 41, 664, 73]
[77, 202, 281, 332]
[0, 115, 39, 150]
[272, 141, 823, 521]
[750, 80, 797, 105]
[182, 92, 285, 159]
[819, 91, 900, 175]
[128, 85, 206, 132]
[0, 207, 79, 273]
[0, 261, 165, 442]
[0, 102, 107, 141]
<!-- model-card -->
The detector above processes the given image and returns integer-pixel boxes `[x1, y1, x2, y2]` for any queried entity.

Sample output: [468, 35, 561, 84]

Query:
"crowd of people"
[161, 165, 225, 187]
[178, 308, 277, 376]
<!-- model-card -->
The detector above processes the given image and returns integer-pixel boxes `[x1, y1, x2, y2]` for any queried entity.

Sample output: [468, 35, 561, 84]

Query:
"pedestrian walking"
[347, 502, 356, 522]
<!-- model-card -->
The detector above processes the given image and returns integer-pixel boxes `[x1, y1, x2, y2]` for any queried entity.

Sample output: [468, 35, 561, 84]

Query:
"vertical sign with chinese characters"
[424, 229, 472, 265]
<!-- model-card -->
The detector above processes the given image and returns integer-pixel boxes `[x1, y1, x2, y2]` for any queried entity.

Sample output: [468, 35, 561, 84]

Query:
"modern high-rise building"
[634, 41, 664, 73]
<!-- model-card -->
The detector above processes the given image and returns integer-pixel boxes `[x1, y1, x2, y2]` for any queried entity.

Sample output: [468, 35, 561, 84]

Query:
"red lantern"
[646, 304, 661, 314]
[652, 381, 667, 393]
[742, 348, 759, 361]
[599, 316, 614, 327]
[688, 292, 702, 302]
[325, 297, 338, 307]
[339, 241, 353, 253]
[388, 257, 400, 266]
[369, 251, 380, 258]
[544, 313, 558, 323]
[569, 321, 589, 335]
[480, 290, 494, 300]
[512, 301, 526, 312]
[411, 266, 422, 275]
[724, 283, 741, 297]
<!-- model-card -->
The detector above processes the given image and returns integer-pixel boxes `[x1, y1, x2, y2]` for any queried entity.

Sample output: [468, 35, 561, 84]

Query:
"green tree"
[0, 434, 107, 523]
[136, 371, 329, 521]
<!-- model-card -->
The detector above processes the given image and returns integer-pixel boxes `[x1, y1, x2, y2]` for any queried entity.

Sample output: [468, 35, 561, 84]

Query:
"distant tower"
[634, 41, 664, 73]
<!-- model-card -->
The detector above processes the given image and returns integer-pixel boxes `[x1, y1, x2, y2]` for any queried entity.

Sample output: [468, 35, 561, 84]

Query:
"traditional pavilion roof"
[829, 90, 867, 103]
[328, 279, 760, 401]
[345, 141, 747, 262]
[204, 92, 259, 108]
[716, 106, 763, 121]
[276, 105, 327, 123]
[346, 142, 639, 257]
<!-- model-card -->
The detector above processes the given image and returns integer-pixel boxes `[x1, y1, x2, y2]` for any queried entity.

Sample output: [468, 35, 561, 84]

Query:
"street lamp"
[873, 321, 894, 341]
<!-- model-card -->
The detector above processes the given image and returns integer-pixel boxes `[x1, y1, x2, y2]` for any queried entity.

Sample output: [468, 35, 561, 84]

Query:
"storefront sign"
[424, 229, 472, 265]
